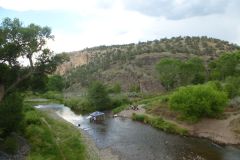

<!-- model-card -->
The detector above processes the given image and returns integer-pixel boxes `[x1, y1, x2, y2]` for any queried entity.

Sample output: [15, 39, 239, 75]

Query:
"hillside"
[59, 36, 240, 93]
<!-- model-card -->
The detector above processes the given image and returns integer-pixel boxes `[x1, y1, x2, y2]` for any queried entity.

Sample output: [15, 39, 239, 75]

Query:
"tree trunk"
[0, 84, 4, 103]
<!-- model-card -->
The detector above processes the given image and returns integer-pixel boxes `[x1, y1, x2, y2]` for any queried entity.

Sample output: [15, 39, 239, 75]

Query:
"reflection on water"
[35, 104, 240, 160]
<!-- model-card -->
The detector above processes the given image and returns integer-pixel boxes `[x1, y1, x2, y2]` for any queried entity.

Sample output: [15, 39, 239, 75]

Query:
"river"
[35, 104, 240, 160]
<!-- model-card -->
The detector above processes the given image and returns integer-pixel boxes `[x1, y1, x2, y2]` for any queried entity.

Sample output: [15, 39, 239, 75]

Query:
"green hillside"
[64, 36, 240, 93]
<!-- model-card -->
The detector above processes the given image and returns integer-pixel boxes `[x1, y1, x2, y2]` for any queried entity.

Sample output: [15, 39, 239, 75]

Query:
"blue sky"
[0, 0, 240, 53]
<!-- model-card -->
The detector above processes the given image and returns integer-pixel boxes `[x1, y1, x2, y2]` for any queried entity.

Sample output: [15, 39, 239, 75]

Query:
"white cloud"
[1, 0, 240, 52]
[0, 0, 96, 12]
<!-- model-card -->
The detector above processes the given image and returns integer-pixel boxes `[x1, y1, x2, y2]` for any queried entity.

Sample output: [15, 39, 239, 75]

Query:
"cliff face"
[56, 51, 92, 75]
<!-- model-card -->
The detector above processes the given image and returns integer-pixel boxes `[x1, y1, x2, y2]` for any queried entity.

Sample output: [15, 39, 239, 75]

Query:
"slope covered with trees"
[62, 36, 240, 93]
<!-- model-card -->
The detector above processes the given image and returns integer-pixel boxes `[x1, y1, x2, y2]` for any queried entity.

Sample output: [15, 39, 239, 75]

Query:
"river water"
[35, 104, 240, 160]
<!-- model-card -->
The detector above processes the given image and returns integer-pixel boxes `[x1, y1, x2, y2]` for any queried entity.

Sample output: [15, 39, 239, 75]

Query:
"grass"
[132, 113, 188, 135]
[112, 104, 129, 114]
[23, 103, 96, 160]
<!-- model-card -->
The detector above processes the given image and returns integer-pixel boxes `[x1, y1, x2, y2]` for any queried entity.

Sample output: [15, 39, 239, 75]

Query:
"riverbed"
[35, 104, 240, 160]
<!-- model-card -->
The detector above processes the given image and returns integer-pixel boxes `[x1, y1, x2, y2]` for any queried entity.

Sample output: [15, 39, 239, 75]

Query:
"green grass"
[112, 104, 129, 114]
[132, 113, 188, 135]
[23, 103, 94, 160]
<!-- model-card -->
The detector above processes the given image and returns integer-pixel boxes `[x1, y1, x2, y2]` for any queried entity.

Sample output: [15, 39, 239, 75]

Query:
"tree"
[87, 81, 111, 111]
[156, 57, 206, 90]
[0, 93, 23, 137]
[0, 18, 68, 136]
[209, 52, 240, 80]
[156, 58, 181, 90]
[223, 76, 240, 98]
[169, 83, 228, 121]
[179, 57, 206, 85]
[47, 75, 65, 92]
[0, 18, 67, 102]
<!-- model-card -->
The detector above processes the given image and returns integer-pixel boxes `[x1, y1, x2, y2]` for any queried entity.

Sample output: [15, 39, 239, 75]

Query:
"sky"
[0, 0, 240, 53]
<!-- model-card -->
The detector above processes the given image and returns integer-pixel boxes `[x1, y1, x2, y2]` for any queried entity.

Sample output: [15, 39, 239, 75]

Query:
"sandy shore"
[118, 106, 240, 145]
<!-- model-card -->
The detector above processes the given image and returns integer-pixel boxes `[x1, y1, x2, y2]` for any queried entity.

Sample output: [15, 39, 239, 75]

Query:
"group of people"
[130, 105, 139, 111]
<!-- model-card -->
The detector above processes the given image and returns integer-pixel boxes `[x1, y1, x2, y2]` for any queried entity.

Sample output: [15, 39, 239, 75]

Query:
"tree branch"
[5, 70, 33, 94]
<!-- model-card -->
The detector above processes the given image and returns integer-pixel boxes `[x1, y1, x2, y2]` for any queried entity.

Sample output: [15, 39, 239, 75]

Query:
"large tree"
[0, 18, 68, 101]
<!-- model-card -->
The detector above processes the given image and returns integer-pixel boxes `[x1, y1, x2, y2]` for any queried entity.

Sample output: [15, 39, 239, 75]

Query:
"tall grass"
[23, 104, 89, 160]
[132, 113, 188, 135]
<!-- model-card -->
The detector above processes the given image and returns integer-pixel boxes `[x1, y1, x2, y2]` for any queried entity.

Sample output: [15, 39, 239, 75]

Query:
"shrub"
[42, 91, 63, 102]
[112, 104, 128, 114]
[87, 81, 111, 111]
[223, 76, 240, 98]
[209, 52, 240, 80]
[47, 75, 64, 92]
[0, 93, 23, 137]
[24, 111, 41, 125]
[169, 83, 228, 121]
[111, 95, 130, 108]
[107, 83, 121, 93]
[63, 98, 92, 114]
[129, 84, 140, 93]
[132, 113, 146, 122]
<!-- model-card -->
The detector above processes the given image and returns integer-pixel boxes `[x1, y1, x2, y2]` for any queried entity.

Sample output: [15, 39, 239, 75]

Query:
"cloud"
[0, 0, 240, 53]
[122, 0, 231, 20]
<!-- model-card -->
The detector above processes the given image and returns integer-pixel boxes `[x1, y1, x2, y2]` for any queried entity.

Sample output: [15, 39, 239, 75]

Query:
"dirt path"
[118, 106, 240, 145]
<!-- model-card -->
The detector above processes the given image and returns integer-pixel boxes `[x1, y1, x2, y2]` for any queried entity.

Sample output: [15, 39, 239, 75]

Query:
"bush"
[132, 113, 146, 122]
[169, 83, 228, 121]
[47, 75, 65, 92]
[209, 52, 240, 80]
[42, 91, 63, 102]
[87, 81, 111, 111]
[0, 93, 23, 137]
[112, 104, 128, 114]
[107, 83, 121, 93]
[24, 111, 41, 125]
[111, 95, 130, 108]
[63, 98, 92, 114]
[223, 76, 240, 98]
[129, 84, 140, 93]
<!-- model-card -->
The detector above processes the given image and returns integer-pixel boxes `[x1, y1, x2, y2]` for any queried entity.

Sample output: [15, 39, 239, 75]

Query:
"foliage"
[42, 91, 64, 102]
[107, 83, 121, 93]
[223, 76, 240, 98]
[129, 84, 141, 93]
[179, 57, 206, 85]
[0, 93, 23, 137]
[63, 98, 92, 114]
[169, 83, 228, 121]
[209, 52, 240, 80]
[132, 113, 188, 135]
[23, 105, 87, 160]
[24, 111, 41, 125]
[47, 75, 65, 92]
[65, 36, 239, 89]
[0, 17, 68, 99]
[156, 58, 181, 90]
[156, 57, 206, 90]
[110, 94, 130, 108]
[112, 104, 129, 114]
[87, 81, 111, 111]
